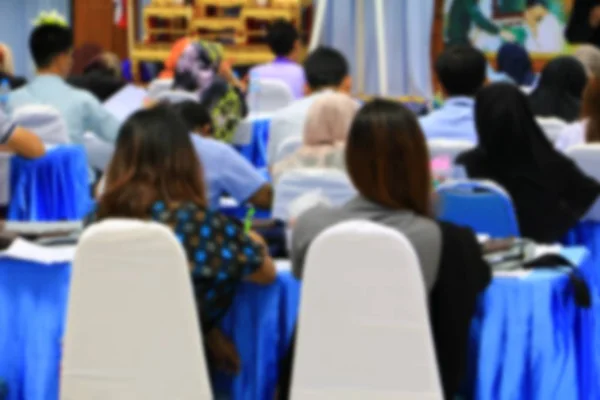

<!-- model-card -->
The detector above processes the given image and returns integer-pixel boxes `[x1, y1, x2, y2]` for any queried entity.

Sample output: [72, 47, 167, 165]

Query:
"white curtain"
[318, 0, 435, 98]
[0, 0, 70, 77]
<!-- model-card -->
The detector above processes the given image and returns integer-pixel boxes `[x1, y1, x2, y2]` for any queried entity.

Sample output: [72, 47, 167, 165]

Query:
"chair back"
[61, 220, 211, 400]
[274, 135, 303, 164]
[247, 78, 294, 113]
[83, 131, 114, 172]
[155, 90, 199, 104]
[566, 144, 600, 221]
[436, 180, 520, 238]
[427, 139, 474, 164]
[273, 169, 356, 221]
[147, 78, 174, 99]
[8, 145, 92, 221]
[291, 220, 442, 399]
[536, 117, 567, 144]
[13, 105, 69, 144]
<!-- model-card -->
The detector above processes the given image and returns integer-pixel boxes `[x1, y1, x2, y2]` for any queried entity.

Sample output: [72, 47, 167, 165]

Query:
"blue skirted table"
[0, 249, 598, 400]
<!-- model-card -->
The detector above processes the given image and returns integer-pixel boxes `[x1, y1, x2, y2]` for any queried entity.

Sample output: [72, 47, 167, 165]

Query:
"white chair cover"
[291, 220, 442, 399]
[427, 139, 474, 164]
[536, 117, 568, 144]
[274, 135, 303, 164]
[61, 220, 211, 400]
[147, 78, 174, 99]
[247, 78, 294, 114]
[272, 169, 356, 221]
[13, 105, 69, 144]
[155, 90, 199, 104]
[566, 144, 600, 221]
[83, 131, 114, 172]
[232, 113, 274, 146]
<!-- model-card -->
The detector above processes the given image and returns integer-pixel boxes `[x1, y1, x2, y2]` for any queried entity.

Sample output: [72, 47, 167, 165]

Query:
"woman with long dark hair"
[282, 99, 491, 399]
[88, 105, 276, 376]
[458, 83, 600, 243]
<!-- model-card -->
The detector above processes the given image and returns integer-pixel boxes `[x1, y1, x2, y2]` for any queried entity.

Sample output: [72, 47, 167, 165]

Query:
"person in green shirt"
[446, 0, 517, 45]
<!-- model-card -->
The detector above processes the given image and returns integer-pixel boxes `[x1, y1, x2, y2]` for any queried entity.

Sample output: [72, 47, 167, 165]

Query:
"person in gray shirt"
[282, 99, 490, 400]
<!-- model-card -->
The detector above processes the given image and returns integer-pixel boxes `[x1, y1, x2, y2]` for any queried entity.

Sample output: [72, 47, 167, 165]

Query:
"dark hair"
[173, 101, 214, 135]
[266, 19, 299, 57]
[582, 78, 600, 143]
[30, 24, 74, 68]
[98, 105, 207, 219]
[303, 46, 349, 91]
[435, 45, 486, 97]
[345, 99, 431, 216]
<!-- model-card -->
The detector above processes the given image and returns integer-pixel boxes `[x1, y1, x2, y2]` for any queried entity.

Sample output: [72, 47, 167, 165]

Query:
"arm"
[83, 93, 121, 143]
[0, 109, 44, 158]
[466, 1, 500, 35]
[244, 230, 276, 284]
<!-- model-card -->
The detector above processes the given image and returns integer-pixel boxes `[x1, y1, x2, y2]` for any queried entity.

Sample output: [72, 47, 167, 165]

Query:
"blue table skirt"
[0, 249, 598, 400]
[234, 119, 270, 169]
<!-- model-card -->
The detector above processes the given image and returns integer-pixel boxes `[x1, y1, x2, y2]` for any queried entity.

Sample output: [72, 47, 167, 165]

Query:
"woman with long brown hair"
[284, 99, 491, 399]
[87, 105, 276, 376]
[556, 78, 600, 150]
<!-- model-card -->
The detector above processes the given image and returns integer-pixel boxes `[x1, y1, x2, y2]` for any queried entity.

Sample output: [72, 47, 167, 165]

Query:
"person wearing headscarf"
[173, 40, 247, 143]
[566, 0, 600, 48]
[574, 44, 600, 78]
[556, 78, 600, 151]
[272, 92, 358, 183]
[457, 83, 600, 243]
[528, 56, 588, 122]
[0, 43, 26, 90]
[496, 43, 536, 87]
[159, 36, 193, 79]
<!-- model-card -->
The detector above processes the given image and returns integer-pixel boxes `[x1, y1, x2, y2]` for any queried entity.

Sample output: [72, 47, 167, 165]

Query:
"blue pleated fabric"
[7, 145, 93, 221]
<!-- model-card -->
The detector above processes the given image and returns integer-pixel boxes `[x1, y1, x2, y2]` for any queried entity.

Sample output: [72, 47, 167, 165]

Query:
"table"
[0, 249, 598, 400]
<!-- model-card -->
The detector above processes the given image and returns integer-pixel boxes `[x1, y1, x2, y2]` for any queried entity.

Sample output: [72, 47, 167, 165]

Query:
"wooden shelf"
[243, 7, 294, 20]
[191, 17, 244, 30]
[143, 6, 194, 19]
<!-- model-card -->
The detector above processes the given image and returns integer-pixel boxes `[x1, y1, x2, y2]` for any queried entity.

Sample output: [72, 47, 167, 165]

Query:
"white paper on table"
[0, 238, 76, 264]
[275, 259, 291, 272]
[4, 221, 82, 235]
[493, 269, 533, 278]
[533, 244, 563, 259]
[103, 84, 148, 122]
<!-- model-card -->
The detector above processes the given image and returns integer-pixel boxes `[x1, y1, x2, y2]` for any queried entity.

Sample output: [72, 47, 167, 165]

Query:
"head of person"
[497, 43, 535, 86]
[303, 93, 358, 147]
[475, 82, 552, 164]
[173, 100, 214, 137]
[98, 105, 207, 220]
[84, 52, 122, 79]
[536, 56, 587, 99]
[30, 24, 74, 77]
[266, 19, 300, 60]
[303, 46, 351, 95]
[174, 40, 223, 94]
[0, 43, 15, 75]
[345, 99, 431, 216]
[574, 45, 600, 79]
[581, 78, 600, 143]
[435, 45, 486, 98]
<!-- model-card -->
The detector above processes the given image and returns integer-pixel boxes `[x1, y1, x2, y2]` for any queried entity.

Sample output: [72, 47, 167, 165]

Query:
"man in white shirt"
[267, 47, 352, 166]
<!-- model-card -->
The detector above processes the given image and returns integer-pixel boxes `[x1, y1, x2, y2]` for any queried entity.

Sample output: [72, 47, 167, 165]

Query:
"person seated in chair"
[249, 19, 305, 99]
[420, 45, 486, 144]
[0, 43, 26, 90]
[7, 22, 120, 145]
[281, 99, 492, 399]
[68, 52, 126, 102]
[0, 108, 45, 158]
[174, 101, 273, 210]
[456, 83, 600, 243]
[267, 47, 352, 166]
[88, 105, 276, 379]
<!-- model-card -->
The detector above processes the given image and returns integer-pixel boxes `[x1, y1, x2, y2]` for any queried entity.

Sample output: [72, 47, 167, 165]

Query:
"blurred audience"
[174, 101, 273, 210]
[88, 105, 276, 374]
[556, 78, 600, 151]
[159, 36, 193, 79]
[173, 40, 247, 143]
[272, 92, 358, 183]
[7, 24, 120, 144]
[70, 43, 103, 76]
[267, 46, 352, 164]
[0, 43, 26, 89]
[249, 19, 305, 99]
[285, 99, 491, 399]
[574, 44, 600, 78]
[496, 43, 536, 87]
[420, 45, 486, 143]
[457, 83, 600, 243]
[68, 52, 126, 101]
[528, 56, 588, 122]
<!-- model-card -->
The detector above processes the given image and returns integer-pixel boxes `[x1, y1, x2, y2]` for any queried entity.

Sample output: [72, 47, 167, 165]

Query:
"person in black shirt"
[566, 0, 600, 47]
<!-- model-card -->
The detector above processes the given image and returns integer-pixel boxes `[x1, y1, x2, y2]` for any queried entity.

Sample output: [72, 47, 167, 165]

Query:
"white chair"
[427, 139, 474, 164]
[13, 105, 69, 144]
[272, 169, 356, 221]
[147, 78, 174, 99]
[536, 117, 567, 144]
[155, 90, 199, 104]
[232, 113, 274, 146]
[83, 131, 114, 172]
[61, 220, 211, 400]
[291, 220, 442, 399]
[274, 135, 303, 163]
[247, 78, 294, 114]
[566, 144, 600, 221]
